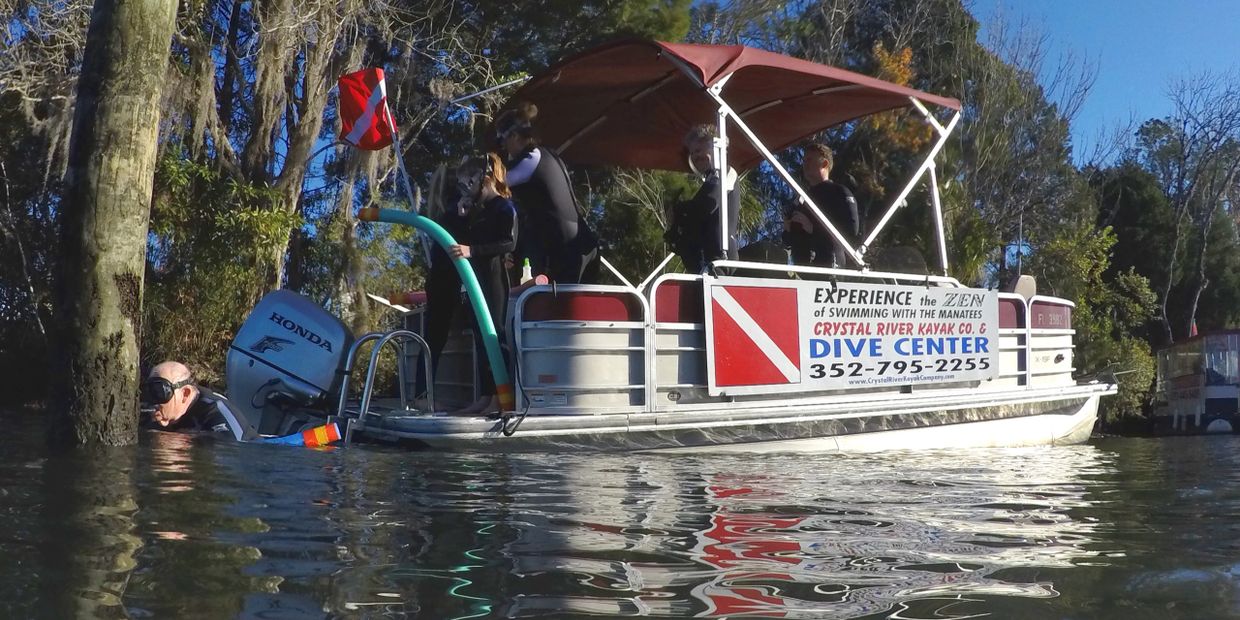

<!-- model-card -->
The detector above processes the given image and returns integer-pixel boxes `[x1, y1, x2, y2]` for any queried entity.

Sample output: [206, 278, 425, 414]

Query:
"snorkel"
[687, 151, 703, 176]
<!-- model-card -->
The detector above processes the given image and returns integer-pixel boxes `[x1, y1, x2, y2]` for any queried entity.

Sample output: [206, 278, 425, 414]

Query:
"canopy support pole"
[860, 107, 960, 260]
[711, 78, 732, 270]
[638, 252, 677, 292]
[928, 162, 949, 276]
[388, 112, 435, 267]
[702, 86, 866, 268]
[599, 255, 636, 290]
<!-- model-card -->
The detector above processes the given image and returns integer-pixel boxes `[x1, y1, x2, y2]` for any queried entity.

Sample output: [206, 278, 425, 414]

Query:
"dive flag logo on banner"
[709, 284, 801, 387]
[337, 68, 395, 150]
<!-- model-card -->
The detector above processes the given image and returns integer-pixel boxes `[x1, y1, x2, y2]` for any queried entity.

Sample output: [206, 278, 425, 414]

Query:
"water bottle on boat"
[520, 258, 533, 284]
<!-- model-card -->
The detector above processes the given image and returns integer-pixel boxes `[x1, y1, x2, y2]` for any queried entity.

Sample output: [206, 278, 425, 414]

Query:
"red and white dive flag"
[337, 68, 395, 150]
[710, 284, 801, 387]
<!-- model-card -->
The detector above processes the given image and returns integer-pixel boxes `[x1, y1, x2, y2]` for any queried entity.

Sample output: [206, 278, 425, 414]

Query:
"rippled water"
[5, 410, 1240, 619]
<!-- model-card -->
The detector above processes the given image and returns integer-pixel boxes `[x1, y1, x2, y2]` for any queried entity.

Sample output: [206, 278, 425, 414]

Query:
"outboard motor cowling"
[226, 290, 353, 435]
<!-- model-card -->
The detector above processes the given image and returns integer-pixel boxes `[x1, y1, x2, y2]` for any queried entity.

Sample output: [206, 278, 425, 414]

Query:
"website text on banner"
[705, 278, 1000, 396]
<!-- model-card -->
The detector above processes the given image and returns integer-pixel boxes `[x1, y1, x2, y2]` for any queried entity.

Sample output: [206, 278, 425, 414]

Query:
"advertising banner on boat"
[703, 276, 999, 396]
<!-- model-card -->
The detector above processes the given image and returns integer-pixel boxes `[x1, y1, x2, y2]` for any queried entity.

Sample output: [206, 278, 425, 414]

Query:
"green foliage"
[1096, 160, 1240, 344]
[143, 156, 296, 383]
[1094, 163, 1174, 287]
[589, 169, 767, 282]
[590, 170, 685, 282]
[613, 0, 693, 42]
[1028, 223, 1158, 420]
[358, 220, 426, 303]
[1193, 213, 1240, 331]
[472, 0, 691, 72]
[946, 204, 999, 285]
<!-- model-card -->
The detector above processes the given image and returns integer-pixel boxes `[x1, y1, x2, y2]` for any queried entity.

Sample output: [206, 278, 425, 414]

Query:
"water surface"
[4, 410, 1240, 619]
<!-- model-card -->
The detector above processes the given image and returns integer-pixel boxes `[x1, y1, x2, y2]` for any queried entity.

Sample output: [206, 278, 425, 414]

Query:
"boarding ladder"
[335, 330, 435, 443]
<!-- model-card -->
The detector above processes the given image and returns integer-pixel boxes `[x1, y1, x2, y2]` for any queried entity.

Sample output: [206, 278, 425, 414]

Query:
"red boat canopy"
[505, 39, 962, 172]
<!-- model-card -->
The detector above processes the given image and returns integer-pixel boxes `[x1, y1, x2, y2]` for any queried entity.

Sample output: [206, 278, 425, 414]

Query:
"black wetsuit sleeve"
[213, 398, 260, 440]
[696, 175, 732, 262]
[195, 389, 257, 440]
[839, 184, 859, 238]
[726, 180, 740, 260]
[432, 208, 470, 264]
[469, 198, 518, 258]
[201, 408, 232, 434]
[159, 400, 229, 435]
[534, 149, 579, 247]
[806, 182, 859, 240]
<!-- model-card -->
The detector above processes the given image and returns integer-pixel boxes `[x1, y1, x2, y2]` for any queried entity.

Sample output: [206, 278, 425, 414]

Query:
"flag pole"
[386, 106, 434, 266]
[336, 67, 515, 412]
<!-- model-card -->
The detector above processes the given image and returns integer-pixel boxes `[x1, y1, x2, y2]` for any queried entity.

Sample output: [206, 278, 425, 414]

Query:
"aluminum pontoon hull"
[346, 383, 1109, 453]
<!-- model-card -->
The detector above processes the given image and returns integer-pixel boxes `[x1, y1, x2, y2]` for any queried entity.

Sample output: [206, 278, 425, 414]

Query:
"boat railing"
[336, 330, 434, 421]
[649, 274, 707, 406]
[711, 260, 964, 287]
[996, 292, 1030, 387]
[499, 271, 1081, 415]
[1027, 295, 1076, 386]
[512, 284, 651, 412]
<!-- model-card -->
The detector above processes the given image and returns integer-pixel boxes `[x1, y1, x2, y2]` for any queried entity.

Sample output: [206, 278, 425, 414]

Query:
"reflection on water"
[493, 450, 1106, 619]
[6, 409, 1240, 619]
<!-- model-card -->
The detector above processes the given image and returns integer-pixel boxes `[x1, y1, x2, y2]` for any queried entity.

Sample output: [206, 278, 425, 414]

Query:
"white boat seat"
[1005, 274, 1037, 300]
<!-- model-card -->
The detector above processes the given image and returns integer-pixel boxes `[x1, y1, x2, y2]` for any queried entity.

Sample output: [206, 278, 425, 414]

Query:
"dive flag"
[337, 68, 395, 150]
[710, 284, 801, 387]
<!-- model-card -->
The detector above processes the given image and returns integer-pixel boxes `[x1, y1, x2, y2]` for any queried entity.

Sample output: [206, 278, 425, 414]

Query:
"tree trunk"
[50, 0, 178, 447]
[1157, 208, 1186, 345]
[247, 0, 354, 291]
[217, 0, 245, 136]
[240, 0, 292, 183]
[1185, 211, 1215, 338]
[338, 156, 370, 333]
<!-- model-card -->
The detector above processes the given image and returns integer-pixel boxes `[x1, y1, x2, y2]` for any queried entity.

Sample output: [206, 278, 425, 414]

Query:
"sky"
[968, 0, 1240, 163]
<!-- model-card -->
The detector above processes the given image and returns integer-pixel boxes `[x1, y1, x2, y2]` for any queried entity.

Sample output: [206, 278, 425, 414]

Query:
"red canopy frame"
[510, 39, 959, 171]
[504, 39, 963, 274]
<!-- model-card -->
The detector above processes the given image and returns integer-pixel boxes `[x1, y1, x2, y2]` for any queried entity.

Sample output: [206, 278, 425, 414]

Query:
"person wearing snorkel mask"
[447, 152, 519, 416]
[140, 361, 257, 440]
[664, 124, 740, 274]
[496, 101, 599, 284]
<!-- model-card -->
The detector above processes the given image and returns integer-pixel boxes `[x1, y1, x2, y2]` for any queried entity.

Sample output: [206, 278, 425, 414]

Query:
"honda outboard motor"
[226, 290, 353, 435]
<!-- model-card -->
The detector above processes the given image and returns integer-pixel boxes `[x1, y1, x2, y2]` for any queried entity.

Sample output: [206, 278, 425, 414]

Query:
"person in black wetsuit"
[448, 152, 519, 416]
[412, 162, 471, 408]
[783, 143, 858, 268]
[664, 124, 740, 274]
[496, 102, 599, 284]
[141, 361, 257, 440]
